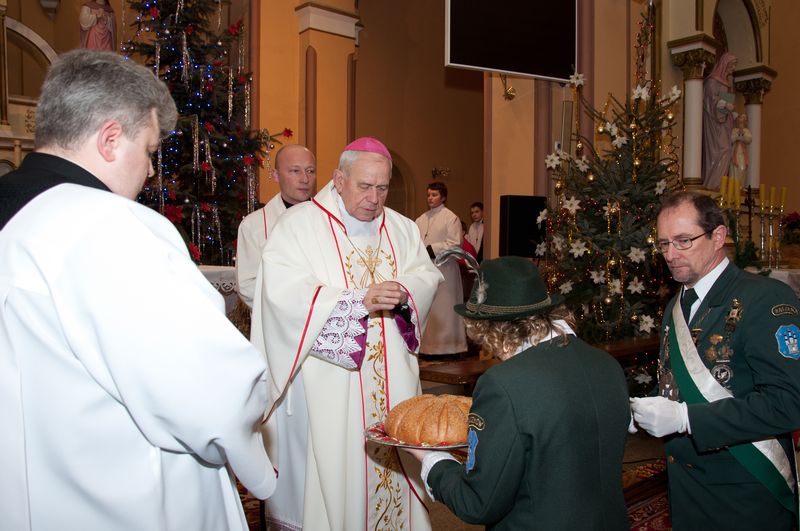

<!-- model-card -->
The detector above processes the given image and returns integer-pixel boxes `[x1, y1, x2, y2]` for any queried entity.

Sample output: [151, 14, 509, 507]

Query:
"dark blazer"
[660, 262, 800, 530]
[427, 335, 630, 530]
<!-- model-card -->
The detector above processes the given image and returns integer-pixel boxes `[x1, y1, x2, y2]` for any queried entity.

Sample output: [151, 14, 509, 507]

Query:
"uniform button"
[686, 463, 694, 469]
[667, 455, 675, 463]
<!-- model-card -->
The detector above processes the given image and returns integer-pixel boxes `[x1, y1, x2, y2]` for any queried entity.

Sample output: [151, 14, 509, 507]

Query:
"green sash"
[667, 301, 797, 514]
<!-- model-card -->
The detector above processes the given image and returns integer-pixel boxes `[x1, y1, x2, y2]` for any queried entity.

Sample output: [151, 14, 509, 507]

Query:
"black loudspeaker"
[499, 195, 547, 257]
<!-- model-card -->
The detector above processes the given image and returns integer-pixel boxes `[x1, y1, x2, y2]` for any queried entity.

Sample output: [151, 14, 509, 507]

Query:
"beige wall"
[354, 0, 483, 223]
[256, 1, 301, 202]
[484, 74, 535, 258]
[761, 1, 799, 214]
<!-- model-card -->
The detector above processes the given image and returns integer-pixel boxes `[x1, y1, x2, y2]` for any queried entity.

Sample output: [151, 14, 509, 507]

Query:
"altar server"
[235, 143, 316, 307]
[415, 181, 468, 356]
[0, 49, 275, 531]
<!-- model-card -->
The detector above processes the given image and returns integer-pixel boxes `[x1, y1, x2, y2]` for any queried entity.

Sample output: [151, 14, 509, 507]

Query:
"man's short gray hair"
[35, 49, 178, 150]
[337, 149, 393, 175]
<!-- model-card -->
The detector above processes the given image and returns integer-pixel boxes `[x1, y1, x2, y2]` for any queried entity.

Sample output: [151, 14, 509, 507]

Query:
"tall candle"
[770, 186, 776, 210]
[781, 186, 787, 209]
[734, 178, 741, 208]
[760, 184, 767, 209]
[720, 175, 729, 206]
[728, 176, 737, 208]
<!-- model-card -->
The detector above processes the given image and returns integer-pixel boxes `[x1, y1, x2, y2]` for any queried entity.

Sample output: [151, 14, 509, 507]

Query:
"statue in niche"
[730, 113, 752, 185]
[79, 0, 116, 52]
[702, 52, 737, 190]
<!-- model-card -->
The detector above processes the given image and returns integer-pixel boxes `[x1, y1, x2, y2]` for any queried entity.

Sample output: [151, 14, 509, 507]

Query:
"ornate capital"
[671, 48, 717, 80]
[734, 78, 772, 105]
[733, 64, 777, 105]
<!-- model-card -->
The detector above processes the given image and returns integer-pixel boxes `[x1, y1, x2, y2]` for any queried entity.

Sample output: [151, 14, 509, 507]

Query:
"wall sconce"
[432, 167, 451, 179]
[500, 74, 516, 100]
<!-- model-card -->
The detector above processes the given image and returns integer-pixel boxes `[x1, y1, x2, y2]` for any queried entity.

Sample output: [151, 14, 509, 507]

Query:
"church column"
[734, 68, 776, 188]
[0, 0, 10, 129]
[668, 36, 718, 189]
[294, 4, 359, 178]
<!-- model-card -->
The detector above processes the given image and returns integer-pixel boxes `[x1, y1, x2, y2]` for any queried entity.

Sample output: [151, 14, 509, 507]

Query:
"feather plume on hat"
[434, 246, 487, 304]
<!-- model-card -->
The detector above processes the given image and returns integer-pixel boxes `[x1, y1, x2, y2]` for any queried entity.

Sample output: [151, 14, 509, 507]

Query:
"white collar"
[332, 186, 381, 237]
[509, 319, 576, 357]
[686, 256, 729, 306]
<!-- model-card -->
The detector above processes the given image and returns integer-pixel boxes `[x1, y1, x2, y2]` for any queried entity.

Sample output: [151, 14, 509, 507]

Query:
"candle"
[734, 178, 741, 208]
[770, 186, 776, 210]
[781, 186, 787, 209]
[760, 183, 767, 209]
[720, 176, 729, 206]
[728, 176, 737, 209]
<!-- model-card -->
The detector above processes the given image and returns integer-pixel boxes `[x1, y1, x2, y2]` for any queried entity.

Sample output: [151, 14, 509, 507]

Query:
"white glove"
[628, 413, 638, 434]
[630, 396, 690, 437]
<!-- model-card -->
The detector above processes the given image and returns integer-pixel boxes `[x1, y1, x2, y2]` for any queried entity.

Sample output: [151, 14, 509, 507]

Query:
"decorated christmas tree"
[123, 0, 284, 264]
[538, 13, 682, 343]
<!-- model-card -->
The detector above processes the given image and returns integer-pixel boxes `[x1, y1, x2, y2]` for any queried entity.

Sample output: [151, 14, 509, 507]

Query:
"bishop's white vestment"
[415, 205, 468, 355]
[0, 154, 276, 531]
[252, 181, 441, 531]
[236, 193, 287, 307]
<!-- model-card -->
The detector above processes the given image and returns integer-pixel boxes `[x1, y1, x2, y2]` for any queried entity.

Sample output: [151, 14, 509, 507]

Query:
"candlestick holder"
[759, 204, 767, 266]
[777, 206, 785, 269]
[766, 205, 778, 269]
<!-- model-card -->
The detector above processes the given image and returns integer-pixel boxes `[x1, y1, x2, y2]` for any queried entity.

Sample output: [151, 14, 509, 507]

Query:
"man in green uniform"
[632, 191, 800, 530]
[406, 256, 630, 530]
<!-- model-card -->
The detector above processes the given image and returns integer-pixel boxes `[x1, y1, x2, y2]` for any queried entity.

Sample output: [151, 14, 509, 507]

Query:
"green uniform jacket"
[427, 335, 630, 530]
[660, 262, 800, 530]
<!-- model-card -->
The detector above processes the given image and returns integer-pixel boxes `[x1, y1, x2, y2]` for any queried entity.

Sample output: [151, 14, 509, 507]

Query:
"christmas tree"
[123, 0, 283, 264]
[538, 13, 682, 343]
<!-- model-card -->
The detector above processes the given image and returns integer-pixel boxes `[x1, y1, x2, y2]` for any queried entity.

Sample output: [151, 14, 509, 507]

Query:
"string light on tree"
[538, 8, 681, 342]
[125, 0, 287, 264]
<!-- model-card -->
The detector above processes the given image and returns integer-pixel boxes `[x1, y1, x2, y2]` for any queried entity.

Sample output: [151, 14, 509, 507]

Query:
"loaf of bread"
[384, 394, 472, 445]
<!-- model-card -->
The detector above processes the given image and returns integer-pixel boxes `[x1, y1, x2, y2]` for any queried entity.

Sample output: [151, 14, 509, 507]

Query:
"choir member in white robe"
[466, 201, 484, 262]
[0, 49, 275, 531]
[252, 137, 441, 531]
[237, 146, 315, 527]
[235, 144, 316, 307]
[415, 182, 468, 355]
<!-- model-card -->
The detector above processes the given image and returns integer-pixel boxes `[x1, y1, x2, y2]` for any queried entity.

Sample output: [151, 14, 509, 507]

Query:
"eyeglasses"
[654, 230, 712, 254]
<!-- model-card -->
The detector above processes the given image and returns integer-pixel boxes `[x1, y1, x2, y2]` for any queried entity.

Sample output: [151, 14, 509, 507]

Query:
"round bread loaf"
[384, 394, 472, 445]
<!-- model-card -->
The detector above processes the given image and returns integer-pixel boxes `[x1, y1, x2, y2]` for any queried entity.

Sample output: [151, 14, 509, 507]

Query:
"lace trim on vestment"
[310, 288, 368, 369]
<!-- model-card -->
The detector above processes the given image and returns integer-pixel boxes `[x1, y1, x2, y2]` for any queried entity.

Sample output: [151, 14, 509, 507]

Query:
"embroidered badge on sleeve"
[772, 304, 799, 317]
[776, 324, 800, 360]
[466, 429, 479, 473]
[465, 412, 485, 473]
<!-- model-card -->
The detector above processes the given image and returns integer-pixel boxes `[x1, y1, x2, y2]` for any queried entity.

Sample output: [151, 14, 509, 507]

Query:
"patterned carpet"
[624, 460, 671, 531]
[237, 481, 261, 531]
[628, 492, 671, 530]
[238, 460, 671, 530]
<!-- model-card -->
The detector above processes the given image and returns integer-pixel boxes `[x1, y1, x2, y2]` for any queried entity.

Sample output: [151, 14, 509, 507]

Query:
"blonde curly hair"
[464, 305, 576, 360]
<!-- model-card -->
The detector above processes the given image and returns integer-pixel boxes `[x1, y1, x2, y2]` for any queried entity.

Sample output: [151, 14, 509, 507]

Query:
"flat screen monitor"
[445, 0, 578, 83]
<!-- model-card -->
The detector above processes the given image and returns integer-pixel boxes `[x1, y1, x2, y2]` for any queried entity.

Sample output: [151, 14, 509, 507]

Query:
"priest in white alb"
[252, 137, 442, 530]
[415, 181, 468, 356]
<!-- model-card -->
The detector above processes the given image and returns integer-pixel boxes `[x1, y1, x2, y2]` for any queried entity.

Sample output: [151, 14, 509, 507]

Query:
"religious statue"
[702, 52, 737, 190]
[79, 0, 116, 52]
[730, 113, 752, 184]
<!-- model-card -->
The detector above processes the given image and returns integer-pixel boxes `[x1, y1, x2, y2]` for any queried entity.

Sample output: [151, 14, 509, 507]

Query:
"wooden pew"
[419, 335, 660, 394]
